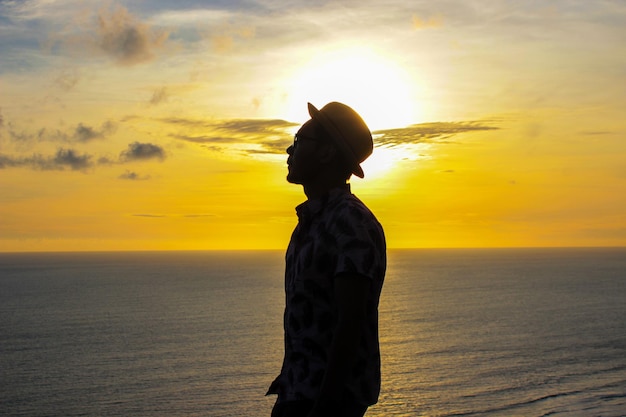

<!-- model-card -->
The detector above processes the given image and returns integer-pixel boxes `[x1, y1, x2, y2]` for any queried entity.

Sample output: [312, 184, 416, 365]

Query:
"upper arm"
[334, 272, 370, 322]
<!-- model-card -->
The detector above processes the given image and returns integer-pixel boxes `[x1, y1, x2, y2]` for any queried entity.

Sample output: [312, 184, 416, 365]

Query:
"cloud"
[95, 5, 169, 66]
[53, 148, 93, 170]
[74, 120, 116, 142]
[207, 23, 256, 53]
[97, 156, 115, 165]
[54, 69, 80, 91]
[170, 134, 237, 144]
[149, 86, 169, 105]
[164, 117, 297, 155]
[5, 120, 116, 143]
[120, 142, 166, 161]
[412, 14, 444, 29]
[130, 213, 215, 218]
[8, 126, 63, 143]
[1, 140, 166, 172]
[0, 148, 94, 171]
[215, 119, 297, 135]
[132, 214, 166, 218]
[253, 138, 293, 155]
[165, 118, 498, 156]
[0, 108, 4, 128]
[579, 130, 615, 136]
[373, 122, 500, 147]
[0, 154, 19, 169]
[119, 170, 150, 180]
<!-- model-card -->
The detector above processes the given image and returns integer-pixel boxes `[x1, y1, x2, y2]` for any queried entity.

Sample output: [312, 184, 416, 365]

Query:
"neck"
[302, 177, 347, 200]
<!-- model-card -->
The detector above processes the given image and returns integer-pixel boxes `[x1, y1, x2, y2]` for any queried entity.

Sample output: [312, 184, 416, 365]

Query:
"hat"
[307, 102, 373, 178]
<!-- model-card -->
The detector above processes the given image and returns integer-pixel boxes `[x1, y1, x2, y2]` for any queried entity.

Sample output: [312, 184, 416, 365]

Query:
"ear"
[316, 142, 338, 165]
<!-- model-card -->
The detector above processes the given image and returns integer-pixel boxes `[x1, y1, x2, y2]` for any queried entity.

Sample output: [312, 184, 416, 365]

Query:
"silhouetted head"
[286, 102, 372, 188]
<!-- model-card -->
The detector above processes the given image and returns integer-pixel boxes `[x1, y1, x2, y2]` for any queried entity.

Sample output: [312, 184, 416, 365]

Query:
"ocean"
[0, 248, 625, 417]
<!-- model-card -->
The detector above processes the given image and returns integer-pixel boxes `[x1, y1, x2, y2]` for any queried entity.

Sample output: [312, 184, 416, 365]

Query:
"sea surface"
[1, 248, 625, 417]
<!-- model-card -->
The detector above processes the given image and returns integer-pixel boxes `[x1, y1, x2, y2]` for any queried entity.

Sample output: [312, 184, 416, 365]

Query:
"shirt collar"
[295, 184, 351, 221]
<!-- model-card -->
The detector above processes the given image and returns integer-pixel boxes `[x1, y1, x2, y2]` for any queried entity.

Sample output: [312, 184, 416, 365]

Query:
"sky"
[1, 0, 625, 251]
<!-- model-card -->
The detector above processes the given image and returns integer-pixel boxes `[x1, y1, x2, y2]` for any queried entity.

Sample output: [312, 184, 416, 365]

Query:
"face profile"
[286, 120, 324, 185]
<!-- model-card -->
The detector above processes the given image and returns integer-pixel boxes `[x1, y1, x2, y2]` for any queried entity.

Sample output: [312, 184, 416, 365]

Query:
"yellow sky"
[1, 1, 625, 251]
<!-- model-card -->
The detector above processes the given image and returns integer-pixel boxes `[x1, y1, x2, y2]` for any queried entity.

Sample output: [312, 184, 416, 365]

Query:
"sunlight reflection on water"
[1, 249, 625, 416]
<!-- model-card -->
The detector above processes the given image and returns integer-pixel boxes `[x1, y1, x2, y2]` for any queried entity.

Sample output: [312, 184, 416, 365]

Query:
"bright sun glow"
[285, 47, 418, 131]
[359, 146, 399, 179]
[283, 47, 421, 180]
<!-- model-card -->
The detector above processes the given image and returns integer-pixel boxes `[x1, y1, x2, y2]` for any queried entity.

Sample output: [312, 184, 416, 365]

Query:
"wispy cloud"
[159, 117, 297, 133]
[6, 120, 116, 143]
[119, 170, 150, 180]
[164, 117, 297, 154]
[170, 134, 238, 144]
[164, 117, 499, 155]
[131, 213, 215, 218]
[374, 122, 500, 146]
[412, 13, 443, 29]
[54, 69, 81, 91]
[148, 86, 169, 105]
[132, 214, 166, 218]
[208, 24, 256, 53]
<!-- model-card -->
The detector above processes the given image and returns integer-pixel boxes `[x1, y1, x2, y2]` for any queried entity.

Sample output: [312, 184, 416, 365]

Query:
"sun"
[284, 47, 419, 132]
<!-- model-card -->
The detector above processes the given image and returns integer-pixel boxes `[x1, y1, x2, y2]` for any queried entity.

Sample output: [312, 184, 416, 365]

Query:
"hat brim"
[307, 103, 365, 178]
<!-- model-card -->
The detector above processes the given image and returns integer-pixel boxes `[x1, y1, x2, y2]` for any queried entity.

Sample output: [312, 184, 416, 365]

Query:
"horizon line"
[1, 245, 625, 255]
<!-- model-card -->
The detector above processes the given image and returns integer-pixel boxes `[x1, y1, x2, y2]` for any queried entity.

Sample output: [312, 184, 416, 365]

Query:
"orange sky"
[1, 1, 625, 251]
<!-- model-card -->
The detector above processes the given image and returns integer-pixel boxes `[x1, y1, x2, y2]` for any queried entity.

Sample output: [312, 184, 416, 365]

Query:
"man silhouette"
[267, 102, 386, 417]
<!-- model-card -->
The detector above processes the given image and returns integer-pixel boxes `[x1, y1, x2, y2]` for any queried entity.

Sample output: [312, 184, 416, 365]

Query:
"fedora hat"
[308, 102, 373, 178]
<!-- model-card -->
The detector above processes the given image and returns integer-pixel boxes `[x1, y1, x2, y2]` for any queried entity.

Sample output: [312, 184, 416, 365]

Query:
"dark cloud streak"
[170, 134, 238, 144]
[119, 170, 150, 180]
[165, 117, 297, 155]
[373, 122, 500, 147]
[5, 120, 116, 143]
[165, 117, 499, 156]
[132, 214, 166, 218]
[0, 148, 93, 171]
[161, 117, 297, 132]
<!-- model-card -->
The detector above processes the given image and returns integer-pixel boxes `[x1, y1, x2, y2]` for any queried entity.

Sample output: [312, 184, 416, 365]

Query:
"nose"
[286, 145, 294, 155]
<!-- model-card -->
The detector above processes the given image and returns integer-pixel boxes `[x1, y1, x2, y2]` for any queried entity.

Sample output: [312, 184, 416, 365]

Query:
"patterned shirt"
[272, 184, 386, 406]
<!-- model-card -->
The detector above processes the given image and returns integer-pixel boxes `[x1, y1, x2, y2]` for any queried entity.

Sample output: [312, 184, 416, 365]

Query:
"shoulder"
[332, 193, 382, 230]
[326, 193, 385, 248]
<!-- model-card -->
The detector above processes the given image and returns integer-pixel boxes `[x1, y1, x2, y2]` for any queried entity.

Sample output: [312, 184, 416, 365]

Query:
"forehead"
[297, 119, 319, 136]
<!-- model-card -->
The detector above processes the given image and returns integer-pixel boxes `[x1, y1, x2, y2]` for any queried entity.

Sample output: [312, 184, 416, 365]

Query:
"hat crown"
[308, 102, 373, 178]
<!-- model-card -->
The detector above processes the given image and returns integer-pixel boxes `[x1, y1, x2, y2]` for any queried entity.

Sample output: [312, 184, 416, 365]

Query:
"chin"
[286, 174, 302, 184]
